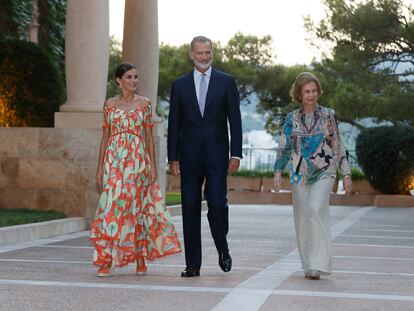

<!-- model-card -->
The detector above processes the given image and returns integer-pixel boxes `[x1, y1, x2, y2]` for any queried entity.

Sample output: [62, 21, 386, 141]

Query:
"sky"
[109, 0, 327, 65]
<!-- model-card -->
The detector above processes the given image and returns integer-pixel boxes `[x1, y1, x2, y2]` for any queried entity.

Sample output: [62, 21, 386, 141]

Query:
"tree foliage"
[0, 0, 33, 40]
[106, 36, 122, 99]
[356, 125, 414, 194]
[305, 0, 414, 127]
[37, 0, 66, 70]
[157, 33, 276, 106]
[0, 39, 64, 127]
[0, 0, 66, 70]
[158, 43, 193, 103]
[307, 0, 414, 78]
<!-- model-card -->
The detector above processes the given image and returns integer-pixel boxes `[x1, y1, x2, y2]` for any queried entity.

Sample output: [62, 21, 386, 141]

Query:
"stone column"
[122, 0, 167, 196]
[122, 0, 159, 120]
[55, 0, 110, 128]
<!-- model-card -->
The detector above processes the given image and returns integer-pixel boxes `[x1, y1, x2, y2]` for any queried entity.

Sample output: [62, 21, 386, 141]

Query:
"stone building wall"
[0, 127, 167, 222]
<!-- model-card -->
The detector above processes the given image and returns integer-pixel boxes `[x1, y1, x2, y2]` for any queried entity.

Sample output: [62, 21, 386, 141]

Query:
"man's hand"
[170, 161, 180, 176]
[228, 158, 240, 173]
[273, 172, 282, 192]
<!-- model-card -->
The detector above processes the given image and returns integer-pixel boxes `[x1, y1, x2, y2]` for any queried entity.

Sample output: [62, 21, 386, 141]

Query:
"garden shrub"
[356, 125, 414, 194]
[0, 39, 64, 127]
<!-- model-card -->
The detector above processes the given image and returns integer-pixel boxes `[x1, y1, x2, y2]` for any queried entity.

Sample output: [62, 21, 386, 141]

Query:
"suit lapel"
[204, 68, 218, 116]
[186, 71, 198, 103]
[184, 71, 202, 117]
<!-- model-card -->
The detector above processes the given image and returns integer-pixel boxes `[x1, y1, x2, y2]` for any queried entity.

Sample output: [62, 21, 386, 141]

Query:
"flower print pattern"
[90, 104, 181, 267]
[274, 105, 351, 186]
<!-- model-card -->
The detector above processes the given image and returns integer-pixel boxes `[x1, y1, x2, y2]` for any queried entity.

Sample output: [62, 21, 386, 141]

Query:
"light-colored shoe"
[305, 269, 320, 280]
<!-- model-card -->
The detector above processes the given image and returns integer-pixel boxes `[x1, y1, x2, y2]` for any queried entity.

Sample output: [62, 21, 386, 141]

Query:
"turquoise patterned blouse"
[274, 105, 351, 185]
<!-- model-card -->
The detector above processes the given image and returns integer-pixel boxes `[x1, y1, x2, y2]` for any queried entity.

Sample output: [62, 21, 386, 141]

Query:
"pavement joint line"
[211, 206, 375, 311]
[32, 245, 282, 256]
[0, 242, 285, 257]
[0, 235, 284, 254]
[363, 229, 414, 233]
[0, 258, 90, 264]
[30, 245, 94, 249]
[333, 270, 414, 277]
[0, 279, 231, 294]
[334, 255, 414, 261]
[0, 231, 90, 254]
[28, 240, 285, 249]
[354, 223, 412, 227]
[330, 207, 375, 238]
[334, 243, 414, 249]
[341, 234, 414, 240]
[271, 290, 414, 302]
[0, 258, 262, 271]
[355, 223, 409, 227]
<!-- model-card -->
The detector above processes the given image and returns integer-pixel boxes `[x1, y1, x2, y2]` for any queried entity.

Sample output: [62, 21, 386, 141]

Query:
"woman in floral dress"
[90, 63, 181, 277]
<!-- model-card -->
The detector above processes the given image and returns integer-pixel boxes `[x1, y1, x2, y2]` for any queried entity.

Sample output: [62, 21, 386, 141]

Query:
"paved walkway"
[1, 204, 414, 311]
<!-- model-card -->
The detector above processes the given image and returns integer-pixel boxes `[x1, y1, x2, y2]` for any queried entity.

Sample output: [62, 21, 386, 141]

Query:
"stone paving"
[0, 204, 414, 311]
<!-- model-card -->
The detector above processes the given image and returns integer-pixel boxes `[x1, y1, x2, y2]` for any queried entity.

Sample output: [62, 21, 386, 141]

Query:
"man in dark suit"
[168, 36, 243, 277]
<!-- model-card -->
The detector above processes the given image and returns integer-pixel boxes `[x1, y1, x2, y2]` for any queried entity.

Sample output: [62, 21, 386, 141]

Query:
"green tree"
[157, 33, 276, 107]
[0, 0, 66, 70]
[0, 0, 33, 40]
[254, 64, 309, 134]
[158, 43, 193, 103]
[305, 0, 414, 126]
[0, 39, 64, 127]
[356, 125, 414, 194]
[215, 33, 275, 104]
[38, 0, 66, 70]
[106, 36, 122, 99]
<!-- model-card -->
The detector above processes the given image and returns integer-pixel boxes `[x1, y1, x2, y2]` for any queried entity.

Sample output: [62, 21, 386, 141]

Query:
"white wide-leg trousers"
[292, 177, 335, 274]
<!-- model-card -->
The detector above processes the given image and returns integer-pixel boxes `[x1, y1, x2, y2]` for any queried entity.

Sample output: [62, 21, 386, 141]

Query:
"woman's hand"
[343, 175, 353, 194]
[273, 172, 282, 192]
[96, 169, 103, 188]
[149, 166, 158, 184]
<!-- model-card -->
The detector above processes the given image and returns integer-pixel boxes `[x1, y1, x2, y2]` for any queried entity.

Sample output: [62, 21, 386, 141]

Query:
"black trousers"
[180, 148, 229, 269]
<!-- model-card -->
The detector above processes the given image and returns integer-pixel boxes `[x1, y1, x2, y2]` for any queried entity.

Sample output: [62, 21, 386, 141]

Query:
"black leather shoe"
[181, 267, 200, 277]
[219, 252, 232, 272]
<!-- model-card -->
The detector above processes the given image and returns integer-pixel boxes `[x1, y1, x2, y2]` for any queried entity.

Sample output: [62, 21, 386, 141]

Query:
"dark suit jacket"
[168, 68, 242, 171]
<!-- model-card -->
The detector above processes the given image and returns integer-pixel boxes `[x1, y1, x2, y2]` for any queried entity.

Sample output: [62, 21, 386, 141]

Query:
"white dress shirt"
[193, 66, 212, 103]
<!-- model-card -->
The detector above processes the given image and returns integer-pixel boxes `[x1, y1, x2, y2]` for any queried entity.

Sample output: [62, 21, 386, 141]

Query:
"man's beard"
[193, 59, 213, 70]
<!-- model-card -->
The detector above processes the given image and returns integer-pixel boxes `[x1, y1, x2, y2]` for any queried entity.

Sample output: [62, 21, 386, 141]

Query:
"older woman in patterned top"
[273, 72, 352, 280]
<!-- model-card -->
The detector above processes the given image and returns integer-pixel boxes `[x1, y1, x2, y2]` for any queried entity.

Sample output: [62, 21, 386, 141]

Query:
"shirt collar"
[193, 66, 212, 79]
[299, 103, 320, 115]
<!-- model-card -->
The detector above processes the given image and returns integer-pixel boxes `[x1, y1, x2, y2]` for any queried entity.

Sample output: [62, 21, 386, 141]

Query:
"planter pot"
[227, 176, 261, 192]
[168, 175, 264, 192]
[351, 180, 380, 194]
[261, 177, 291, 192]
[167, 174, 181, 191]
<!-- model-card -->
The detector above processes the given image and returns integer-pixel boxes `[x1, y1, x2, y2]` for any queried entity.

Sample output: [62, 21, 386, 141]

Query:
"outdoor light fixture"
[410, 177, 414, 196]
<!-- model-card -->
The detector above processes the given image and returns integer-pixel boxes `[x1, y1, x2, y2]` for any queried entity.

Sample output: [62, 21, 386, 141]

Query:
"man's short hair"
[190, 36, 213, 52]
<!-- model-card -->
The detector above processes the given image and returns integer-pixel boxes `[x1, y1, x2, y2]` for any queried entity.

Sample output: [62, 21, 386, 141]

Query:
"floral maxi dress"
[90, 105, 181, 267]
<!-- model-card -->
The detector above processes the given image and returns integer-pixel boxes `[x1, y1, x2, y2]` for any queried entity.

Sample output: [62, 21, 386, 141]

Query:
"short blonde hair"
[289, 72, 323, 103]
